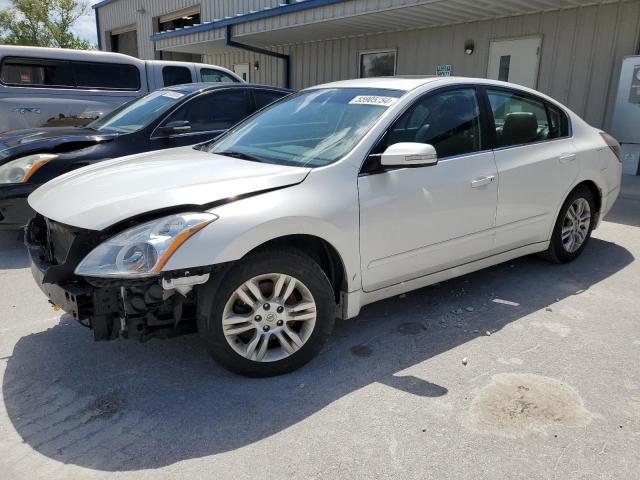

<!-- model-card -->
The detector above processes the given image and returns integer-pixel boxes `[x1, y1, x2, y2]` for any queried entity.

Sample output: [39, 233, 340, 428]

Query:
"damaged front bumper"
[26, 215, 215, 341]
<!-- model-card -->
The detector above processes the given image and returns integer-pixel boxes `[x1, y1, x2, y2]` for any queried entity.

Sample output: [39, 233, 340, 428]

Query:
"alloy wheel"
[561, 197, 591, 253]
[222, 273, 317, 362]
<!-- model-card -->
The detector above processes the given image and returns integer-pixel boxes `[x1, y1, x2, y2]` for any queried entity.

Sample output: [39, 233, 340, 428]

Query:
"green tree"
[0, 0, 93, 49]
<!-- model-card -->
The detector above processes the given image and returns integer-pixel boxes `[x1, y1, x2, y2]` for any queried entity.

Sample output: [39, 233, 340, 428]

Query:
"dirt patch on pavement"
[467, 373, 591, 437]
[83, 392, 126, 423]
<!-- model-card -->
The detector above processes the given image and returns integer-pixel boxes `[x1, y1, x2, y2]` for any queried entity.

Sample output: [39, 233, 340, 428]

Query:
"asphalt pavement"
[0, 184, 638, 480]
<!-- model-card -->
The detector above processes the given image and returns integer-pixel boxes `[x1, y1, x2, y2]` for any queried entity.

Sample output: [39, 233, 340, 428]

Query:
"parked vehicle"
[0, 83, 290, 230]
[25, 77, 622, 377]
[0, 46, 242, 132]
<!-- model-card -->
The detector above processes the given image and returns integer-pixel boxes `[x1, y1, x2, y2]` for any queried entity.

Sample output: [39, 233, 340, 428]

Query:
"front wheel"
[542, 185, 596, 263]
[198, 248, 335, 377]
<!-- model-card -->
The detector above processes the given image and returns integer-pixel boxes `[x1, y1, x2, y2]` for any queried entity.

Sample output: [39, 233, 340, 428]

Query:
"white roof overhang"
[153, 0, 630, 54]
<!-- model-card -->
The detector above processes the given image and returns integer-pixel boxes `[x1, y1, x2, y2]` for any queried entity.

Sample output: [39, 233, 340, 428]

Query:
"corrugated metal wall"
[97, 0, 282, 59]
[204, 1, 640, 129]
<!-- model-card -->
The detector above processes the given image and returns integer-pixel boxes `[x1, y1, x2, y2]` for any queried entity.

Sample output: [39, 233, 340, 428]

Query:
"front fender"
[161, 173, 361, 292]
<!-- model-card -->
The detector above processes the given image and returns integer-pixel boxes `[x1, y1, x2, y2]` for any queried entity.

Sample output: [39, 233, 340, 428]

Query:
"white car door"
[485, 88, 579, 251]
[359, 88, 499, 292]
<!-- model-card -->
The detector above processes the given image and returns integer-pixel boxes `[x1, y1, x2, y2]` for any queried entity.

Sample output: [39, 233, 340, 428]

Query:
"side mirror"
[380, 142, 438, 167]
[159, 120, 192, 136]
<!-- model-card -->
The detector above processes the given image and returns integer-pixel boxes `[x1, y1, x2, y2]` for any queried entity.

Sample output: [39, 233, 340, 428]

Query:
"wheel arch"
[243, 234, 348, 304]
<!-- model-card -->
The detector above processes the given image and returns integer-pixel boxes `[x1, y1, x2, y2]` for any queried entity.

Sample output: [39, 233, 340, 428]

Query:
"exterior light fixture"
[465, 40, 475, 55]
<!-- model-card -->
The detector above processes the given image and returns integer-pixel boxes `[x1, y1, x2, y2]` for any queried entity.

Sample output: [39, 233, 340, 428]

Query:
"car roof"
[305, 76, 545, 93]
[0, 45, 143, 66]
[162, 83, 293, 94]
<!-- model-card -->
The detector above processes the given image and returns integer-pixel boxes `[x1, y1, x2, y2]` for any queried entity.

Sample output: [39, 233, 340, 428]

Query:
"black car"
[0, 83, 291, 230]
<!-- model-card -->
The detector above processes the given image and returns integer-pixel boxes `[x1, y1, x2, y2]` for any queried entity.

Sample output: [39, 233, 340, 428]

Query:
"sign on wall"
[436, 64, 452, 76]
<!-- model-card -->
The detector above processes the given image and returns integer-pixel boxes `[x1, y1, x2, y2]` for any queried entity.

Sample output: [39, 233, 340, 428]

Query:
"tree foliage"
[0, 0, 94, 49]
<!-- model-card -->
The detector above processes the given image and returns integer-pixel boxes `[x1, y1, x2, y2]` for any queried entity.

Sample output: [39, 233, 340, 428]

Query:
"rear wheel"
[541, 185, 595, 263]
[198, 248, 335, 377]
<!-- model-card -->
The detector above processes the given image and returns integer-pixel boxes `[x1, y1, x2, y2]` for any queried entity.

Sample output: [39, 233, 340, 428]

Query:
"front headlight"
[0, 153, 58, 183]
[75, 212, 217, 278]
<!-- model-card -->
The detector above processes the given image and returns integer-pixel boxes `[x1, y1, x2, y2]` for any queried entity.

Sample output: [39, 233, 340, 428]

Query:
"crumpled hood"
[0, 127, 115, 163]
[29, 146, 311, 230]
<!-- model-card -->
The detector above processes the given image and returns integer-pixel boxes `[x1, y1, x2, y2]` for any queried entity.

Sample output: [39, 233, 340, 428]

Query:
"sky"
[0, 0, 100, 45]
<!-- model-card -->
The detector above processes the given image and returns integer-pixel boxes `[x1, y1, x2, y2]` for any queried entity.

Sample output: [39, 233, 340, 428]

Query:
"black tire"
[541, 185, 596, 263]
[197, 248, 335, 377]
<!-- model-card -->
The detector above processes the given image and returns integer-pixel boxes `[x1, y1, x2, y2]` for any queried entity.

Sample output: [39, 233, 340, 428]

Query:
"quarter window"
[200, 68, 238, 83]
[166, 90, 248, 133]
[359, 50, 396, 78]
[384, 88, 483, 158]
[487, 89, 561, 147]
[163, 66, 192, 87]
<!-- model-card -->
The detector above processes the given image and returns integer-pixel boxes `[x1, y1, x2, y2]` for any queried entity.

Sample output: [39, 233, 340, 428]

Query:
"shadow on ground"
[2, 237, 633, 471]
[0, 230, 27, 269]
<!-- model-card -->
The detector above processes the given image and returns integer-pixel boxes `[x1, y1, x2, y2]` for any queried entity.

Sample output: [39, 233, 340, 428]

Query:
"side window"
[253, 90, 286, 110]
[200, 68, 238, 83]
[72, 62, 140, 90]
[165, 90, 248, 133]
[162, 66, 192, 87]
[385, 88, 483, 158]
[0, 58, 74, 87]
[487, 89, 551, 147]
[547, 103, 569, 139]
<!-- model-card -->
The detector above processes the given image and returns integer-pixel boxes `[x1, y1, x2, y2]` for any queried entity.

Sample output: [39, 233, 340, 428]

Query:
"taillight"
[600, 132, 622, 162]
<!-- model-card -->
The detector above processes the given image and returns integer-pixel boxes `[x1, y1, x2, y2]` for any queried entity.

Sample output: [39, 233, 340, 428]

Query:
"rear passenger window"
[165, 90, 248, 133]
[163, 66, 192, 87]
[487, 90, 554, 147]
[72, 61, 140, 90]
[385, 88, 483, 158]
[253, 90, 286, 110]
[200, 68, 238, 83]
[0, 58, 74, 87]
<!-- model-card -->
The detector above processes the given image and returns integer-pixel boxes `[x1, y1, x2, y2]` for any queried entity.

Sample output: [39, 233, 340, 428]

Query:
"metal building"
[94, 0, 640, 134]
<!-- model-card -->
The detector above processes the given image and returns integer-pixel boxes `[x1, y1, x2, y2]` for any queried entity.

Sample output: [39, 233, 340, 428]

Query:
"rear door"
[150, 88, 250, 148]
[485, 87, 578, 251]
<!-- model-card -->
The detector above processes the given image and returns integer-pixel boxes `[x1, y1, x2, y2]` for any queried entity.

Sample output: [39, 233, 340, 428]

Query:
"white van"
[0, 46, 242, 132]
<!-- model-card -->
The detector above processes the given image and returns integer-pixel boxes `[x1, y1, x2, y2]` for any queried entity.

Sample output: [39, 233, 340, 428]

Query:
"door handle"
[471, 175, 496, 188]
[559, 153, 576, 164]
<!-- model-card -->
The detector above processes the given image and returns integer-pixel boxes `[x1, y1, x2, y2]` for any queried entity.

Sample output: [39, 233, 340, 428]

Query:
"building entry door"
[233, 63, 250, 82]
[487, 36, 542, 89]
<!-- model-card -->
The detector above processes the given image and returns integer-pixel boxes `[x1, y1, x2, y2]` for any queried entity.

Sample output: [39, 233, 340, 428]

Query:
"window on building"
[487, 89, 562, 147]
[162, 66, 193, 87]
[158, 6, 201, 32]
[359, 50, 396, 78]
[200, 68, 238, 83]
[384, 88, 482, 158]
[0, 58, 74, 87]
[165, 90, 248, 133]
[72, 61, 140, 90]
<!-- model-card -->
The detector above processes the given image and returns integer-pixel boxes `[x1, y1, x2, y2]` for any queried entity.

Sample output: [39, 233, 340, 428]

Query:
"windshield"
[89, 90, 185, 134]
[207, 88, 404, 167]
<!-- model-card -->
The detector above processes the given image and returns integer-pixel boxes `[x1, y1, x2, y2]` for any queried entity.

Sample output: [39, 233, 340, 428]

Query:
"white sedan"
[26, 77, 622, 377]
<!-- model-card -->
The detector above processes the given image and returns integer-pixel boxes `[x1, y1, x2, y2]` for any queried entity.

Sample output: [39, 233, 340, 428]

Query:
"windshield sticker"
[349, 95, 398, 107]
[162, 91, 184, 99]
